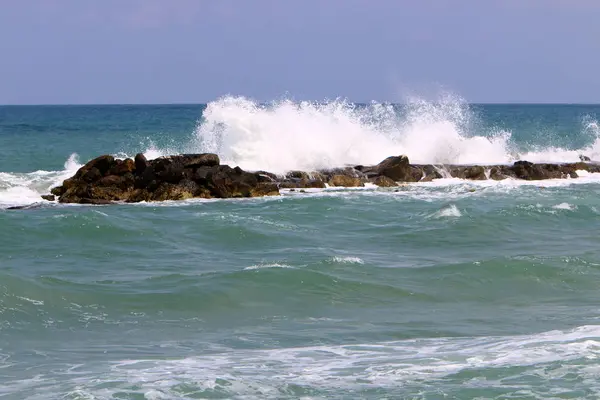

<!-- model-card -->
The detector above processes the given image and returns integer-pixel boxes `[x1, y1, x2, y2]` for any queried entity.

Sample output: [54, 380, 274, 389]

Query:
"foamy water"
[5, 324, 600, 399]
[2, 96, 600, 208]
[185, 95, 600, 173]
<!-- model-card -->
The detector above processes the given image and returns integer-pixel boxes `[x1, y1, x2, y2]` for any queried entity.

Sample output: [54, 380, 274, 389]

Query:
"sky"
[1, 0, 599, 104]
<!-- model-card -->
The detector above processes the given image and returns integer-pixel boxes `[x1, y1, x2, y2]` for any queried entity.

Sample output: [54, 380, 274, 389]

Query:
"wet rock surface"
[45, 153, 600, 204]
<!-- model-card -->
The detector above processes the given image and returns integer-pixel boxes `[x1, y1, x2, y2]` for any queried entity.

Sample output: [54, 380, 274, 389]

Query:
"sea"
[2, 96, 600, 399]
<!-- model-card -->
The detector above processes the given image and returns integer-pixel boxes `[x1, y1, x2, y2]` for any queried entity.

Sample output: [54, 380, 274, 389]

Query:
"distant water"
[3, 98, 600, 399]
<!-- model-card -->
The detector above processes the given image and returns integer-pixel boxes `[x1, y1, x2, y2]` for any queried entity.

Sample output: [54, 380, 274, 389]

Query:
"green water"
[2, 100, 600, 399]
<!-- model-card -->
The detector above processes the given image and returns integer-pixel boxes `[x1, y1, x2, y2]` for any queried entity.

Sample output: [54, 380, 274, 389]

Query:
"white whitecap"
[244, 263, 293, 271]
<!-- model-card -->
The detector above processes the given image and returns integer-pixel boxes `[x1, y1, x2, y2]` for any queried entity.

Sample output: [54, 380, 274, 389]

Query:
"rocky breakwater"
[46, 153, 279, 204]
[44, 153, 600, 204]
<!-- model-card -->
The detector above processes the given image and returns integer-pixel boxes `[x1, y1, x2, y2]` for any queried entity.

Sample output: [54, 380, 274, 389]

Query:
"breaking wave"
[188, 95, 600, 173]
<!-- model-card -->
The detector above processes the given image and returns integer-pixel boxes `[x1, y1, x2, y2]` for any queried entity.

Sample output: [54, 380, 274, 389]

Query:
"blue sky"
[1, 0, 599, 104]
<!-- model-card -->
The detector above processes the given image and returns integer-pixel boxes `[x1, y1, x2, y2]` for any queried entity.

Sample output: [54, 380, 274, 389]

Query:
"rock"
[179, 153, 220, 168]
[250, 182, 280, 197]
[134, 153, 148, 173]
[257, 172, 278, 182]
[419, 174, 437, 183]
[580, 154, 591, 162]
[286, 171, 310, 180]
[81, 167, 102, 183]
[74, 155, 115, 178]
[489, 166, 509, 180]
[376, 155, 415, 182]
[207, 165, 262, 198]
[300, 179, 327, 189]
[79, 198, 113, 205]
[373, 175, 396, 187]
[328, 175, 364, 187]
[109, 158, 135, 176]
[151, 182, 196, 201]
[50, 186, 65, 197]
[45, 151, 600, 205]
[462, 166, 487, 180]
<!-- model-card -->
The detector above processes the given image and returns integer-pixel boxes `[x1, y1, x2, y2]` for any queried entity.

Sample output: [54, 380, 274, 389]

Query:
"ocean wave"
[184, 95, 600, 173]
[4, 325, 600, 399]
[4, 96, 600, 207]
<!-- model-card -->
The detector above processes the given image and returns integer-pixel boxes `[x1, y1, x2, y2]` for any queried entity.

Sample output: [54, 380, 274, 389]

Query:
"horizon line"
[2, 102, 600, 107]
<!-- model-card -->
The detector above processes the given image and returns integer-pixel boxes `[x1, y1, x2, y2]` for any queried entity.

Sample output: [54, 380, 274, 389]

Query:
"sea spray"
[190, 95, 516, 173]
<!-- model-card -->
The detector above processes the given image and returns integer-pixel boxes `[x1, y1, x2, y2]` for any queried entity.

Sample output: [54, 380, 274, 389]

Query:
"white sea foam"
[6, 324, 600, 399]
[431, 204, 462, 218]
[0, 153, 81, 208]
[553, 202, 576, 210]
[331, 256, 364, 264]
[189, 95, 515, 173]
[4, 96, 600, 207]
[244, 263, 293, 271]
[181, 95, 600, 173]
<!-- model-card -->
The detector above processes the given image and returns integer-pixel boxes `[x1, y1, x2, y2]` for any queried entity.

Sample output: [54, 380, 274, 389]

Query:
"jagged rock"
[47, 153, 279, 204]
[300, 179, 327, 189]
[207, 165, 262, 198]
[286, 171, 310, 180]
[109, 159, 135, 176]
[250, 182, 280, 197]
[75, 155, 114, 178]
[510, 161, 564, 180]
[419, 174, 437, 183]
[489, 166, 509, 180]
[451, 166, 487, 180]
[180, 153, 220, 168]
[134, 153, 148, 173]
[44, 152, 600, 205]
[373, 176, 396, 187]
[328, 175, 364, 187]
[376, 155, 416, 182]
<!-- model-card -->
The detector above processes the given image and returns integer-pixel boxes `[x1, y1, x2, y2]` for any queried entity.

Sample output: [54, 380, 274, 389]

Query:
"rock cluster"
[44, 153, 600, 204]
[48, 153, 278, 204]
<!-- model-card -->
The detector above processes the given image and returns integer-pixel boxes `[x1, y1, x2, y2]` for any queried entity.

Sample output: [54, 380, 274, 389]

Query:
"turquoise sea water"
[2, 98, 600, 399]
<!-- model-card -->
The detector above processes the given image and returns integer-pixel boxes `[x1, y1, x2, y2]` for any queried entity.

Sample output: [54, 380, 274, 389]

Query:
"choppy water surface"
[2, 100, 600, 398]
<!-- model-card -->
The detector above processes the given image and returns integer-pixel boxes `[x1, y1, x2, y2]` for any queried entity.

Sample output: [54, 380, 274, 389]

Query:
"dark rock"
[134, 153, 148, 174]
[81, 167, 102, 183]
[79, 198, 113, 205]
[207, 165, 264, 198]
[250, 182, 280, 197]
[489, 166, 509, 180]
[46, 151, 597, 205]
[580, 155, 591, 162]
[110, 158, 135, 176]
[74, 155, 114, 178]
[50, 186, 66, 196]
[286, 171, 310, 180]
[257, 172, 278, 182]
[300, 179, 327, 189]
[373, 176, 396, 187]
[151, 182, 196, 201]
[461, 166, 487, 180]
[328, 175, 364, 187]
[179, 153, 220, 168]
[376, 155, 415, 182]
[41, 194, 56, 201]
[419, 174, 437, 183]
